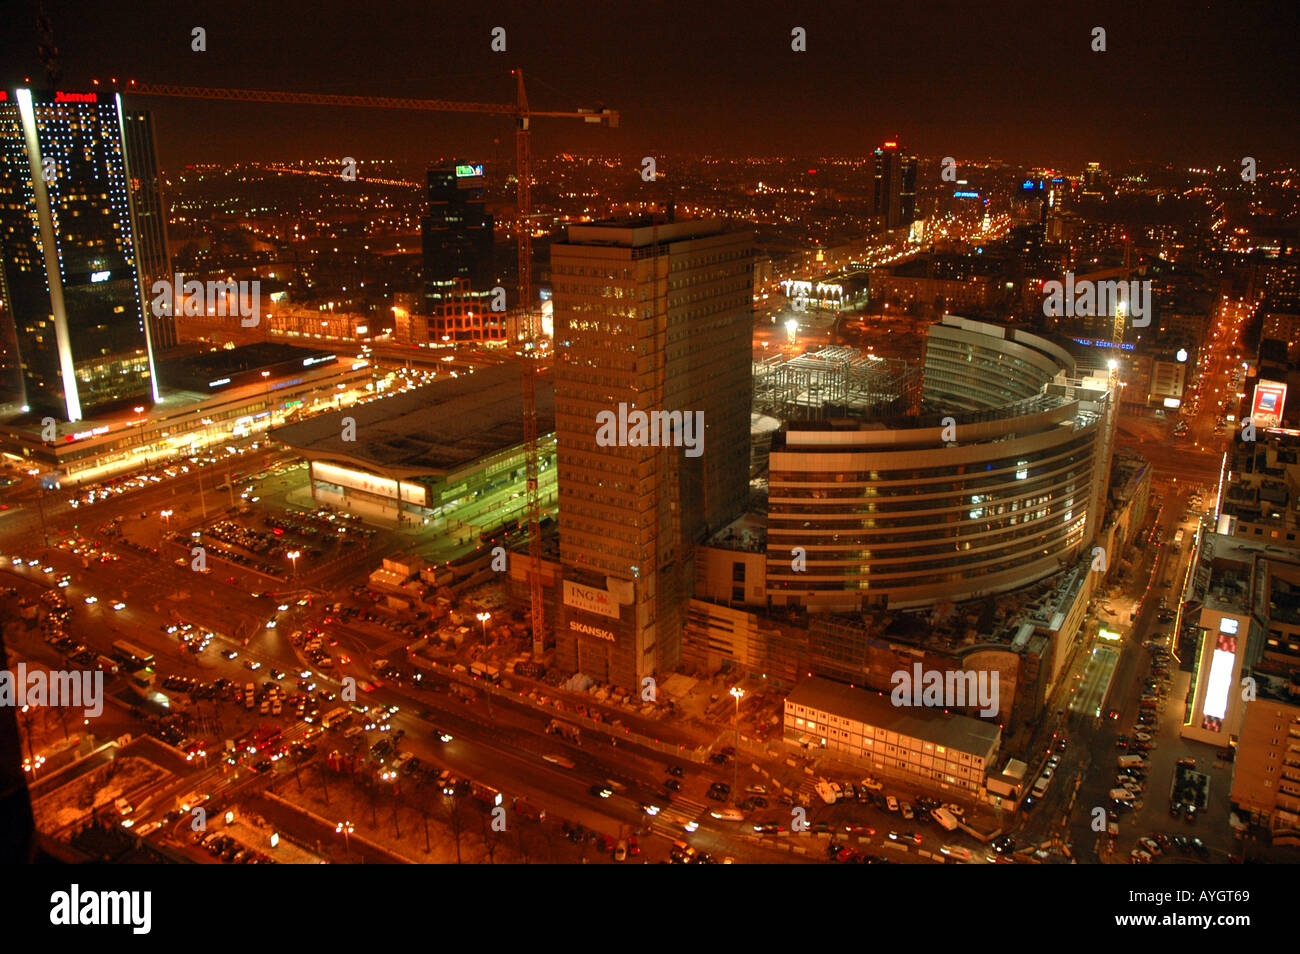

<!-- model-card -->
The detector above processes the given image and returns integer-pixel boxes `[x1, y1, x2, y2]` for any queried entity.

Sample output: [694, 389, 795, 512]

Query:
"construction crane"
[111, 73, 618, 657]
[1112, 233, 1132, 349]
[110, 72, 617, 324]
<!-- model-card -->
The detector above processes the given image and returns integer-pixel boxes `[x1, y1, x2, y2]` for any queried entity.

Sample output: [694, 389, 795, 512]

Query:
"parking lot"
[165, 505, 375, 580]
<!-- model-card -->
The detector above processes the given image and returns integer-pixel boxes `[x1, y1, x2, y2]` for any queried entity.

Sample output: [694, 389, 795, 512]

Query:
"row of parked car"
[194, 831, 278, 864]
[1130, 832, 1210, 864]
[815, 776, 884, 806]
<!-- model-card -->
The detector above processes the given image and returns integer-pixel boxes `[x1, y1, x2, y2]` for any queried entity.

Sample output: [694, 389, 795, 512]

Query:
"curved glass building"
[766, 316, 1116, 611]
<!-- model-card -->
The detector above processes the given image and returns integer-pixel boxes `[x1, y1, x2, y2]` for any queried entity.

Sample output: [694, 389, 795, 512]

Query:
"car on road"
[666, 765, 684, 778]
[589, 784, 613, 799]
[664, 778, 682, 792]
[1138, 836, 1162, 856]
[885, 795, 900, 812]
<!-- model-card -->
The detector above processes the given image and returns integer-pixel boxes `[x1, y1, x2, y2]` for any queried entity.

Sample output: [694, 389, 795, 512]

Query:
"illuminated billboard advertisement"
[455, 164, 484, 178]
[1251, 380, 1287, 429]
[563, 580, 620, 619]
[1201, 631, 1238, 732]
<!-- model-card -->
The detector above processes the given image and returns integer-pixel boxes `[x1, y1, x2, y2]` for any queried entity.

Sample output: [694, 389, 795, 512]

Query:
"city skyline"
[0, 1, 1296, 168]
[0, 0, 1298, 892]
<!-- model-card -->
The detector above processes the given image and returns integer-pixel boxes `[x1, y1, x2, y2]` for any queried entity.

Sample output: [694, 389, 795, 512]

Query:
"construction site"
[752, 346, 923, 422]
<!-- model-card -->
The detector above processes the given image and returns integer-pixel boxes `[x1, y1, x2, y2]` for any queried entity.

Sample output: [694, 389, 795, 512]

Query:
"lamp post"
[335, 820, 353, 857]
[729, 686, 744, 802]
[476, 611, 491, 649]
[287, 550, 300, 579]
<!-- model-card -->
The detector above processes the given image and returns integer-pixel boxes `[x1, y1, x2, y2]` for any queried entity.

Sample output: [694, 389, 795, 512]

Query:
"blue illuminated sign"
[953, 191, 979, 199]
[1071, 337, 1136, 352]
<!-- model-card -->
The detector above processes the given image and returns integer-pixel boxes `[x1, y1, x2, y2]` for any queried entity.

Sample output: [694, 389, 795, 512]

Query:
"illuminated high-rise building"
[873, 140, 917, 231]
[120, 108, 175, 352]
[0, 88, 160, 422]
[1081, 161, 1105, 199]
[422, 162, 495, 313]
[551, 215, 753, 685]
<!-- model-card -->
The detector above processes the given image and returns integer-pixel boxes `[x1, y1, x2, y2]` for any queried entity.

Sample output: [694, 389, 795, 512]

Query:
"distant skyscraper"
[873, 141, 917, 231]
[0, 89, 160, 422]
[1082, 161, 1105, 199]
[552, 216, 753, 685]
[1011, 175, 1049, 228]
[422, 162, 495, 313]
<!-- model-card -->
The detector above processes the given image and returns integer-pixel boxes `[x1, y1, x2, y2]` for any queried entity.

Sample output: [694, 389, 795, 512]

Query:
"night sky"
[2, 0, 1296, 169]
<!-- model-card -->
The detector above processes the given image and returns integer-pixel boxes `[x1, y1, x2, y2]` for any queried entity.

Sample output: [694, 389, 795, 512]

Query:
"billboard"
[563, 580, 620, 619]
[1251, 380, 1287, 429]
[1201, 628, 1238, 732]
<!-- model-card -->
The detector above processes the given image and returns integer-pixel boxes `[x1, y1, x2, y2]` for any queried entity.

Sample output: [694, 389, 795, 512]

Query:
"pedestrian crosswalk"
[648, 796, 710, 837]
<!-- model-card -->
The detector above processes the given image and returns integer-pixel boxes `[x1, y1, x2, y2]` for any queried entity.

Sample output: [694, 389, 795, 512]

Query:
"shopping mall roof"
[271, 362, 554, 478]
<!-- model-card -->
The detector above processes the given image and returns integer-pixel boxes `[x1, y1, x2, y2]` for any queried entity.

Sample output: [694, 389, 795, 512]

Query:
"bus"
[321, 706, 352, 730]
[112, 640, 155, 672]
[244, 724, 282, 755]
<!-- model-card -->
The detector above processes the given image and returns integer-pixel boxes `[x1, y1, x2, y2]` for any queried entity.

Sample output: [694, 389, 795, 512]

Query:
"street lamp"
[160, 509, 173, 532]
[287, 550, 300, 578]
[729, 686, 744, 802]
[335, 820, 353, 855]
[476, 611, 491, 648]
